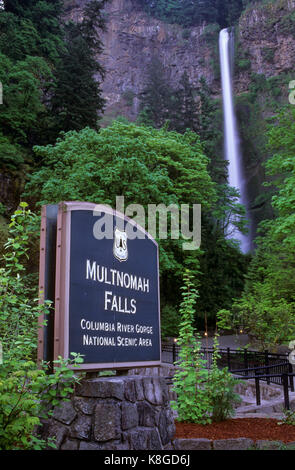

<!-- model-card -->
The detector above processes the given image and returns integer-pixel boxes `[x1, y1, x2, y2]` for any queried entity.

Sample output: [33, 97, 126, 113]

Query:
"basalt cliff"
[63, 0, 295, 237]
[65, 0, 295, 120]
[2, 0, 295, 234]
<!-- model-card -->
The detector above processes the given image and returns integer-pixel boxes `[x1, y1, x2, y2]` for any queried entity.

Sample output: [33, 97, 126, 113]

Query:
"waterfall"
[219, 28, 250, 253]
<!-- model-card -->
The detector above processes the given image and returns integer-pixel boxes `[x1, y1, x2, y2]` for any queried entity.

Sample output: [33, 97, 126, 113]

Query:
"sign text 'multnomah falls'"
[83, 259, 154, 347]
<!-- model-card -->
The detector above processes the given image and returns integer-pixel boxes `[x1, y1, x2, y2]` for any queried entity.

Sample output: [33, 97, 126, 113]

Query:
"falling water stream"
[219, 28, 250, 253]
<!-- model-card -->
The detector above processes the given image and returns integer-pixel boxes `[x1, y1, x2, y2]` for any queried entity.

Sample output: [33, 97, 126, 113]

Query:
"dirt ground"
[175, 418, 295, 442]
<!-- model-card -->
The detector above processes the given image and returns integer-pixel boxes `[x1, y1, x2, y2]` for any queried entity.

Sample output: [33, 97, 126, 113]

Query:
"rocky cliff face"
[64, 0, 295, 245]
[236, 0, 295, 92]
[98, 0, 219, 123]
[65, 0, 295, 121]
[65, 0, 218, 123]
[235, 0, 295, 238]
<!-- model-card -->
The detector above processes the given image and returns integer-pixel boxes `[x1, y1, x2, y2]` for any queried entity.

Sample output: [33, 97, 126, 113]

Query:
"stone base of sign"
[37, 375, 175, 450]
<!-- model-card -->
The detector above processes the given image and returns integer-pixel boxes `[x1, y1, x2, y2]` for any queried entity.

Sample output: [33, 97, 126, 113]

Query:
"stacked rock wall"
[39, 375, 175, 450]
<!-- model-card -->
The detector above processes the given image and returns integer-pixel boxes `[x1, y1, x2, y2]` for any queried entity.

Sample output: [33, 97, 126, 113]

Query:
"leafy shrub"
[160, 304, 180, 338]
[171, 270, 241, 424]
[0, 203, 84, 450]
[0, 133, 24, 170]
[0, 355, 83, 450]
[201, 23, 220, 43]
[217, 297, 295, 351]
[261, 46, 275, 64]
[25, 121, 216, 336]
[122, 89, 135, 107]
[207, 336, 242, 422]
[171, 269, 212, 424]
[278, 409, 295, 426]
[279, 12, 295, 37]
[238, 59, 251, 71]
[0, 215, 8, 264]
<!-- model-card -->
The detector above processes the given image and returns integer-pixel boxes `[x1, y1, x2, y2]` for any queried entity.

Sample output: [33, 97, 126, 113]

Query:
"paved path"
[162, 334, 253, 364]
[201, 334, 290, 354]
[201, 334, 252, 350]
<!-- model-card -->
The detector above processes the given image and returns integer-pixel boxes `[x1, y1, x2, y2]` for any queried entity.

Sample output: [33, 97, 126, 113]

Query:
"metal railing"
[162, 344, 289, 377]
[232, 366, 295, 410]
[162, 343, 294, 408]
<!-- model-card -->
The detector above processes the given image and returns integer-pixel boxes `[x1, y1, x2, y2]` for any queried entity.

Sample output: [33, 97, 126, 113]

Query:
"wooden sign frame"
[37, 205, 58, 367]
[39, 201, 161, 371]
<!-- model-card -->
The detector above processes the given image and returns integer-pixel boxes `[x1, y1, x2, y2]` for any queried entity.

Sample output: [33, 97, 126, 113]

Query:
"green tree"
[217, 107, 295, 350]
[0, 133, 25, 170]
[3, 0, 34, 15]
[136, 0, 259, 27]
[171, 270, 241, 423]
[173, 71, 199, 133]
[0, 13, 41, 61]
[0, 203, 83, 450]
[0, 0, 107, 160]
[139, 57, 177, 128]
[197, 216, 250, 327]
[50, 1, 106, 134]
[2, 0, 64, 62]
[0, 53, 53, 146]
[139, 68, 249, 328]
[0, 1, 65, 151]
[171, 269, 212, 424]
[25, 121, 217, 334]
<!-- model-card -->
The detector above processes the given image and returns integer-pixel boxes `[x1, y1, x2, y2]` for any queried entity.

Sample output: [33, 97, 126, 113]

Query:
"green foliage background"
[218, 107, 295, 350]
[171, 270, 241, 423]
[25, 121, 217, 326]
[0, 0, 256, 339]
[0, 0, 106, 174]
[0, 204, 84, 450]
[1, 0, 295, 368]
[136, 0, 264, 28]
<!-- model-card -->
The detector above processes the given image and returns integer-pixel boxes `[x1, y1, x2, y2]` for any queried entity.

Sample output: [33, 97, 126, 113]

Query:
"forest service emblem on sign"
[113, 227, 128, 262]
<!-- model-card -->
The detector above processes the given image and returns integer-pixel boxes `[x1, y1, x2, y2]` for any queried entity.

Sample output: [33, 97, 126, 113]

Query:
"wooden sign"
[38, 201, 161, 370]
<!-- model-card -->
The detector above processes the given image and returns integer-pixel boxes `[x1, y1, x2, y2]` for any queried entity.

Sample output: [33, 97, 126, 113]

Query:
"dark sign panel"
[53, 201, 161, 370]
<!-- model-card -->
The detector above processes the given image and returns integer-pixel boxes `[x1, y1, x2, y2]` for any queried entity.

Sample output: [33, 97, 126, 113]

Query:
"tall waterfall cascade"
[219, 28, 250, 253]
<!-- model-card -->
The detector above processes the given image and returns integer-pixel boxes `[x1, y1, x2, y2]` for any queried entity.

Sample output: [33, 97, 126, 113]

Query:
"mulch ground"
[175, 419, 295, 442]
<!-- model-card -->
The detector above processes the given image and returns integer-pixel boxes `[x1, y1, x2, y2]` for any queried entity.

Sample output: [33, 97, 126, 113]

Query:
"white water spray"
[219, 28, 250, 253]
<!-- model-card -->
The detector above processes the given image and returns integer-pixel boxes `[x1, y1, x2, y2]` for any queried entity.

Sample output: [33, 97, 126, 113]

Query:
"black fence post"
[255, 370, 261, 406]
[244, 349, 248, 377]
[282, 373, 290, 410]
[265, 350, 270, 384]
[288, 364, 294, 392]
[227, 347, 231, 371]
[172, 342, 176, 364]
[207, 349, 212, 369]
